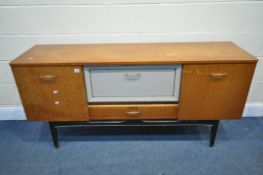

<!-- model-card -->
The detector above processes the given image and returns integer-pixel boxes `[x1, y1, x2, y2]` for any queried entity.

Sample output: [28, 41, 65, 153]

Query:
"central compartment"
[84, 65, 182, 102]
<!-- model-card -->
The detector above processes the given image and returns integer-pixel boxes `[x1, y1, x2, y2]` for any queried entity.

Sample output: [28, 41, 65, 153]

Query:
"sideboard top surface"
[10, 42, 257, 66]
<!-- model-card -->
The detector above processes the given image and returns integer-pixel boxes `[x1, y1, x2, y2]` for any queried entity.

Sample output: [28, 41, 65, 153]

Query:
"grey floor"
[0, 118, 263, 175]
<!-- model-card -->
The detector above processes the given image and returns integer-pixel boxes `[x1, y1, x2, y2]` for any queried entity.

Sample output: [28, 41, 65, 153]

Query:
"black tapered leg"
[48, 122, 59, 148]
[209, 120, 219, 147]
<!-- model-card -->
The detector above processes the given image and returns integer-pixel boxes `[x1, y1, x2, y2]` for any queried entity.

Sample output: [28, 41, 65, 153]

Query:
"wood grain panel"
[89, 104, 178, 120]
[10, 42, 257, 66]
[12, 66, 89, 121]
[177, 63, 256, 120]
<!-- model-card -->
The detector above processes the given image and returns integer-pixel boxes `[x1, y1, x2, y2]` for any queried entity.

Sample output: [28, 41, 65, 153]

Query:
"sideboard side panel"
[178, 63, 256, 120]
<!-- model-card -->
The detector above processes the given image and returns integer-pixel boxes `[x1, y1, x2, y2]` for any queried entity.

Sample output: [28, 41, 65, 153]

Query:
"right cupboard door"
[178, 63, 256, 120]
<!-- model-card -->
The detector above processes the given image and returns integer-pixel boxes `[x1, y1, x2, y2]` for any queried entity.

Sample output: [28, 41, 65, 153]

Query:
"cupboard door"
[178, 64, 256, 120]
[12, 66, 89, 121]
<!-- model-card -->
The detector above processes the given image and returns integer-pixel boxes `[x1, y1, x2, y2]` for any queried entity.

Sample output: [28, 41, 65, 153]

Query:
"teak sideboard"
[10, 42, 257, 148]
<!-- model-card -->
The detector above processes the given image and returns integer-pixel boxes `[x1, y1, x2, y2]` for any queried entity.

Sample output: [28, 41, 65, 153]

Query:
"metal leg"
[209, 120, 219, 147]
[48, 122, 59, 148]
[47, 120, 220, 148]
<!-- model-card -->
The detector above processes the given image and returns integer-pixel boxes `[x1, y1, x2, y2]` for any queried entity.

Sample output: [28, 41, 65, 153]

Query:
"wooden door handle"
[210, 73, 228, 79]
[126, 110, 141, 116]
[39, 75, 56, 82]
[124, 73, 141, 79]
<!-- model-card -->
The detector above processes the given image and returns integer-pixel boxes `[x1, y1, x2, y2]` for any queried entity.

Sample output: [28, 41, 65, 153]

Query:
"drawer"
[89, 104, 178, 120]
[23, 66, 82, 85]
[84, 65, 182, 102]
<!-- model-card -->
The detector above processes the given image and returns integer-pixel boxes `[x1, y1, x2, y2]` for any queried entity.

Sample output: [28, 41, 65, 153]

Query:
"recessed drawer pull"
[124, 73, 141, 79]
[126, 110, 141, 116]
[39, 75, 56, 82]
[210, 73, 228, 79]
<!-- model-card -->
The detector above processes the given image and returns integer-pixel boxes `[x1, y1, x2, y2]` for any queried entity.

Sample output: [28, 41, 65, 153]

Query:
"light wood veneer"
[89, 104, 178, 120]
[10, 42, 257, 121]
[178, 64, 256, 120]
[12, 66, 89, 121]
[10, 42, 256, 66]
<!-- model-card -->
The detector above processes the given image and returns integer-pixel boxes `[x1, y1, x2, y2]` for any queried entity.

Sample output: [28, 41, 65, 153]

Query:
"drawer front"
[84, 65, 182, 102]
[12, 66, 89, 121]
[89, 104, 178, 120]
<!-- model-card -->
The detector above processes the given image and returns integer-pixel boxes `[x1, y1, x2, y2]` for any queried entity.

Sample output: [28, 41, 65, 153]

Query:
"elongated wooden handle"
[124, 73, 141, 79]
[126, 110, 141, 116]
[210, 73, 228, 79]
[39, 75, 56, 82]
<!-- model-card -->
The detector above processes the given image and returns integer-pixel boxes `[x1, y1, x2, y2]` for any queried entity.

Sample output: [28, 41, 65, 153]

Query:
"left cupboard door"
[11, 66, 89, 121]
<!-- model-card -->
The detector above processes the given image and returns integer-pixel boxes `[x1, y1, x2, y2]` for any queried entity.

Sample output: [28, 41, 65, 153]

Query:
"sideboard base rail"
[48, 120, 220, 148]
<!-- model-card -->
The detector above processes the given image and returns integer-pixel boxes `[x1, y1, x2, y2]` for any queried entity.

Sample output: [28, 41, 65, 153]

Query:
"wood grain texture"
[10, 42, 256, 121]
[177, 63, 256, 120]
[89, 104, 178, 120]
[10, 42, 257, 66]
[12, 66, 89, 121]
